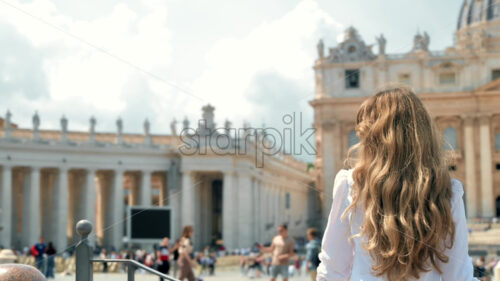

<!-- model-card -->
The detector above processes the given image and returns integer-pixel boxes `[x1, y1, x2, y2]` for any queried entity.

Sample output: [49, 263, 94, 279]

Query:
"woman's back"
[317, 85, 477, 281]
[316, 169, 475, 281]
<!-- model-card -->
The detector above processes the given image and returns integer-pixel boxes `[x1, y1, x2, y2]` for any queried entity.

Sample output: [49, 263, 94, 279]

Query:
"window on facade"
[398, 73, 411, 85]
[496, 163, 500, 171]
[496, 133, 500, 150]
[345, 69, 360, 89]
[285, 192, 291, 209]
[444, 127, 458, 150]
[492, 69, 500, 81]
[348, 130, 359, 148]
[439, 72, 456, 85]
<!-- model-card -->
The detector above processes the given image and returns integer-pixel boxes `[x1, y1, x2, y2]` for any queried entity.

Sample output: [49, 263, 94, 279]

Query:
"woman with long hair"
[177, 225, 196, 281]
[317, 85, 477, 280]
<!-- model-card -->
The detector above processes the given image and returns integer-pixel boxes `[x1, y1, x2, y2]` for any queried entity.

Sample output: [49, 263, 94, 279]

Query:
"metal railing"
[75, 219, 180, 281]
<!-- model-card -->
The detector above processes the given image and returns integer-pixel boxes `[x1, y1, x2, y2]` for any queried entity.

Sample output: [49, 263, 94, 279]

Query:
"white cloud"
[192, 0, 343, 127]
[0, 0, 176, 132]
[0, 0, 342, 148]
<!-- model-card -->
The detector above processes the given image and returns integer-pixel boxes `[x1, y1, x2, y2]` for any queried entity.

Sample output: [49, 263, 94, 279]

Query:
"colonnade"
[180, 169, 308, 250]
[0, 165, 170, 251]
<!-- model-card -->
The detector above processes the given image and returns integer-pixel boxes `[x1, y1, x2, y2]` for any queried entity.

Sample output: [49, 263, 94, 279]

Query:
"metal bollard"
[127, 263, 135, 281]
[75, 220, 94, 281]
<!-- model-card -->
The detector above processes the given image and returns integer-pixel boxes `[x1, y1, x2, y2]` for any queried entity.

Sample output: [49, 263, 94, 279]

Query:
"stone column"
[463, 116, 478, 218]
[181, 171, 196, 227]
[84, 169, 96, 228]
[1, 165, 12, 247]
[479, 115, 494, 217]
[111, 170, 124, 249]
[54, 167, 69, 250]
[237, 173, 253, 248]
[321, 121, 339, 221]
[140, 170, 152, 206]
[168, 171, 181, 239]
[222, 171, 236, 249]
[28, 167, 41, 245]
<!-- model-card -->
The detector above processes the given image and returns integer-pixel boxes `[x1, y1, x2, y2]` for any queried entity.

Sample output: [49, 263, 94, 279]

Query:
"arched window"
[348, 130, 359, 148]
[444, 127, 458, 150]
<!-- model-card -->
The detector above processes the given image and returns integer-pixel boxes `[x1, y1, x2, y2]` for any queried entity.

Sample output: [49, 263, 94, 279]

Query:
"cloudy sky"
[0, 0, 460, 160]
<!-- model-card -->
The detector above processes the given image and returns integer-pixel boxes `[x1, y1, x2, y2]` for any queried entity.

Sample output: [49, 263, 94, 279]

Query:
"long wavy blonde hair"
[344, 84, 455, 281]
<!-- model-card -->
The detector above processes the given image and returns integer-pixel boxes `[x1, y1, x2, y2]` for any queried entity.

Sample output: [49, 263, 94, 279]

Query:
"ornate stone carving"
[326, 26, 375, 63]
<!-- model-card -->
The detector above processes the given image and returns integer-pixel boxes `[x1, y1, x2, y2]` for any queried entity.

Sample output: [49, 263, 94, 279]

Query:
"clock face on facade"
[348, 45, 357, 54]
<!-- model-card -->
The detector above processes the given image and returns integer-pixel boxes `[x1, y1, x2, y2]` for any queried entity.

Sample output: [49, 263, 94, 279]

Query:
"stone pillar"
[181, 171, 196, 227]
[463, 116, 478, 218]
[140, 170, 152, 206]
[1, 165, 12, 247]
[111, 170, 124, 249]
[84, 169, 96, 229]
[222, 171, 236, 249]
[479, 115, 494, 217]
[237, 173, 253, 248]
[54, 167, 69, 250]
[321, 121, 339, 221]
[28, 167, 41, 245]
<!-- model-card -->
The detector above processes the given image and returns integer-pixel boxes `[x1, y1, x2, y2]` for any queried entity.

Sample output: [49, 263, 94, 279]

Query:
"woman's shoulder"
[334, 169, 354, 188]
[450, 178, 465, 207]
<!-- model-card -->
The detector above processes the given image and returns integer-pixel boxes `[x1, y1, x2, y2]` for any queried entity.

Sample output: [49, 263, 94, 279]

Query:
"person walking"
[156, 237, 171, 279]
[177, 225, 196, 281]
[260, 224, 295, 281]
[304, 228, 320, 281]
[31, 237, 47, 273]
[317, 84, 478, 280]
[44, 242, 57, 279]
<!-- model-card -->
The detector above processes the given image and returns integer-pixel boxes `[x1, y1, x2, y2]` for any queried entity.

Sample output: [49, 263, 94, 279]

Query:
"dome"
[457, 0, 500, 30]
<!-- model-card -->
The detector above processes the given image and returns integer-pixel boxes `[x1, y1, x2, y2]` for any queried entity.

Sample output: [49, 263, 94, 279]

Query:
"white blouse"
[317, 169, 478, 281]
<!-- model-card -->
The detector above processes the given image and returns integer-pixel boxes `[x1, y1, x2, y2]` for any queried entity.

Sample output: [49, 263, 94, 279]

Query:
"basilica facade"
[312, 0, 500, 220]
[0, 105, 318, 251]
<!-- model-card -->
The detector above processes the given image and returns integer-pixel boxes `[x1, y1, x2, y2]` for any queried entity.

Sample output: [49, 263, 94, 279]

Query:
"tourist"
[304, 228, 321, 281]
[31, 237, 47, 273]
[100, 249, 108, 273]
[44, 242, 56, 279]
[208, 253, 216, 275]
[260, 224, 295, 281]
[156, 237, 171, 278]
[317, 85, 477, 280]
[171, 239, 180, 278]
[177, 225, 196, 281]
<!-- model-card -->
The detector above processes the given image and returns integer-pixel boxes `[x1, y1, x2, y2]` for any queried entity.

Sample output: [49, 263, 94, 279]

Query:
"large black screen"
[130, 208, 171, 239]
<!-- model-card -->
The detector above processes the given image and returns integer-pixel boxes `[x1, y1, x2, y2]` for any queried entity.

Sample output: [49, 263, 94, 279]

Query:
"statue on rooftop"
[89, 116, 96, 143]
[317, 39, 325, 59]
[183, 117, 190, 131]
[32, 111, 40, 131]
[376, 34, 386, 55]
[116, 117, 123, 135]
[144, 118, 150, 136]
[61, 115, 68, 134]
[5, 110, 12, 139]
[170, 119, 178, 136]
